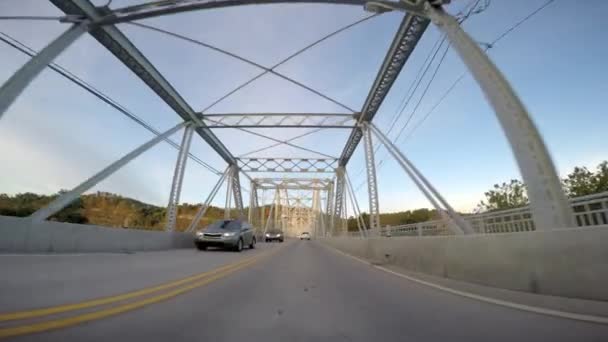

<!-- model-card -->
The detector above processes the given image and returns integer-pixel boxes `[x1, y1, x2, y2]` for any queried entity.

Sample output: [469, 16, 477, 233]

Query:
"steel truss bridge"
[0, 0, 577, 237]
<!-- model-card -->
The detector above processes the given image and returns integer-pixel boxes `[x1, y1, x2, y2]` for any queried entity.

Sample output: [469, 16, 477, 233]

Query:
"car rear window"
[208, 220, 241, 231]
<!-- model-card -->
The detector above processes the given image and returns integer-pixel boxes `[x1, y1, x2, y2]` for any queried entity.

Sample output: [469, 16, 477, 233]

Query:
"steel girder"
[253, 178, 333, 190]
[362, 124, 380, 232]
[333, 167, 346, 226]
[50, 0, 237, 165]
[237, 158, 337, 173]
[229, 165, 245, 217]
[92, 1, 371, 25]
[339, 13, 429, 166]
[165, 124, 195, 231]
[201, 113, 356, 128]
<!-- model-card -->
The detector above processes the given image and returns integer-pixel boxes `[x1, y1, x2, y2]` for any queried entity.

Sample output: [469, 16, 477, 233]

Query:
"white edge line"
[322, 243, 608, 325]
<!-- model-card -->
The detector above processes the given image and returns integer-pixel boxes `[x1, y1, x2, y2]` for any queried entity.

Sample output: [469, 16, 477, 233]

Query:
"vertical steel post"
[263, 189, 278, 235]
[318, 192, 326, 237]
[312, 189, 320, 238]
[362, 124, 381, 233]
[341, 188, 348, 235]
[30, 122, 188, 221]
[248, 181, 255, 223]
[325, 182, 334, 235]
[224, 169, 233, 220]
[426, 6, 574, 230]
[0, 24, 86, 120]
[230, 165, 244, 218]
[165, 124, 195, 231]
[333, 167, 346, 235]
[260, 189, 266, 232]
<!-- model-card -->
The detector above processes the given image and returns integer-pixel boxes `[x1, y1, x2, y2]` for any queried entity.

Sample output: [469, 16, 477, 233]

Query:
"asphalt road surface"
[1, 241, 607, 341]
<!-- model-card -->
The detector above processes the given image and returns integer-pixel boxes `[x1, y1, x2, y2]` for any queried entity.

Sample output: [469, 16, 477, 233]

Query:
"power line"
[489, 0, 554, 47]
[351, 0, 485, 185]
[353, 0, 556, 193]
[130, 22, 357, 113]
[0, 32, 222, 175]
[385, 0, 484, 145]
[198, 14, 379, 113]
[392, 41, 450, 143]
[400, 0, 557, 144]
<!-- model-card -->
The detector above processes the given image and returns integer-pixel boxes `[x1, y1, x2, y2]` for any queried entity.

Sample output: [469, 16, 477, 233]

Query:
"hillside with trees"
[1, 161, 606, 231]
[0, 192, 227, 231]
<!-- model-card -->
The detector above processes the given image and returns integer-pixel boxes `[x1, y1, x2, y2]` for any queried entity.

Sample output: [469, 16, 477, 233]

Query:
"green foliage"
[563, 161, 608, 197]
[2, 161, 607, 230]
[347, 209, 438, 231]
[477, 161, 608, 212]
[0, 191, 226, 231]
[477, 179, 528, 212]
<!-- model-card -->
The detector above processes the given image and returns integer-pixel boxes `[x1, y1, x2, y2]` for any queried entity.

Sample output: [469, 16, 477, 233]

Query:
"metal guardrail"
[341, 191, 608, 237]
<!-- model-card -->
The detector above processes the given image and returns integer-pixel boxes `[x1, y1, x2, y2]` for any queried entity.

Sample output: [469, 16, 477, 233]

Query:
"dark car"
[265, 229, 284, 242]
[194, 219, 256, 252]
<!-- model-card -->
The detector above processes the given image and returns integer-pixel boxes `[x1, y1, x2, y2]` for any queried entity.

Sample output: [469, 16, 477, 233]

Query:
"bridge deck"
[1, 241, 606, 341]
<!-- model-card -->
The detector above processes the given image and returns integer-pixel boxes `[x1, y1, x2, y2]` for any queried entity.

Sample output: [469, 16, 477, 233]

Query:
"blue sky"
[0, 0, 606, 213]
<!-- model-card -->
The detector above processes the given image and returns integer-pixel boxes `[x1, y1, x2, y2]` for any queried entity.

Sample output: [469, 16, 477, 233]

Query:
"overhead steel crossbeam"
[203, 117, 335, 158]
[339, 13, 429, 166]
[50, 0, 236, 165]
[238, 158, 337, 173]
[93, 1, 372, 25]
[253, 178, 333, 190]
[202, 113, 356, 128]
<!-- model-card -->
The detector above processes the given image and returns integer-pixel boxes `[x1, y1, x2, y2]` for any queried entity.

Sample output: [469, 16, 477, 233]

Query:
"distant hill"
[0, 191, 227, 231]
[0, 191, 440, 232]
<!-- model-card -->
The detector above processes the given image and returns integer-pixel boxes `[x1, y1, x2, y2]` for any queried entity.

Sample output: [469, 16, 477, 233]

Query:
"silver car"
[194, 219, 256, 252]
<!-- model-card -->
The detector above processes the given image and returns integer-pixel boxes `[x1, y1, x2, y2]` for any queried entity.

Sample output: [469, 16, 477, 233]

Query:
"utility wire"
[0, 32, 222, 175]
[352, 0, 485, 192]
[197, 14, 379, 113]
[129, 22, 356, 113]
[353, 0, 555, 192]
[399, 0, 556, 145]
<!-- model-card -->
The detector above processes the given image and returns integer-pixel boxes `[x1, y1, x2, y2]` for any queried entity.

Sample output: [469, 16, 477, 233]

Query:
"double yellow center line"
[0, 247, 280, 339]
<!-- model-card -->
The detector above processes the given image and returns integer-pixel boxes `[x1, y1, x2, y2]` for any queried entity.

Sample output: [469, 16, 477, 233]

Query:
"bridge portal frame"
[0, 0, 574, 234]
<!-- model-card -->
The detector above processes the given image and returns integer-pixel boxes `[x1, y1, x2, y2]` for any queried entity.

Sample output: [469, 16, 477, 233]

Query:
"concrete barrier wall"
[0, 216, 194, 253]
[323, 225, 608, 301]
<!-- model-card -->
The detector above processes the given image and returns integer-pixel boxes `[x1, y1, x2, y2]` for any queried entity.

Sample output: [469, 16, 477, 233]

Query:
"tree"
[477, 179, 528, 212]
[563, 161, 608, 197]
[50, 190, 88, 224]
[563, 166, 595, 197]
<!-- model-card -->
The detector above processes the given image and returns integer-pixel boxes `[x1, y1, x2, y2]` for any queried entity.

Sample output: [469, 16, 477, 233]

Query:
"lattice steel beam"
[94, 1, 372, 25]
[230, 165, 245, 218]
[362, 124, 380, 232]
[238, 158, 338, 173]
[253, 178, 333, 190]
[50, 0, 237, 165]
[165, 124, 195, 232]
[339, 13, 429, 166]
[333, 167, 346, 232]
[201, 113, 356, 128]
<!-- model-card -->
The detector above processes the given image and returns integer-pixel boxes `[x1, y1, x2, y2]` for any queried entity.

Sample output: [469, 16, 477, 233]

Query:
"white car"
[300, 232, 311, 240]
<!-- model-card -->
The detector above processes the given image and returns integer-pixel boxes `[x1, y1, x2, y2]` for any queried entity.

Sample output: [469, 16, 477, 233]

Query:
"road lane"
[7, 240, 607, 341]
[0, 242, 276, 313]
